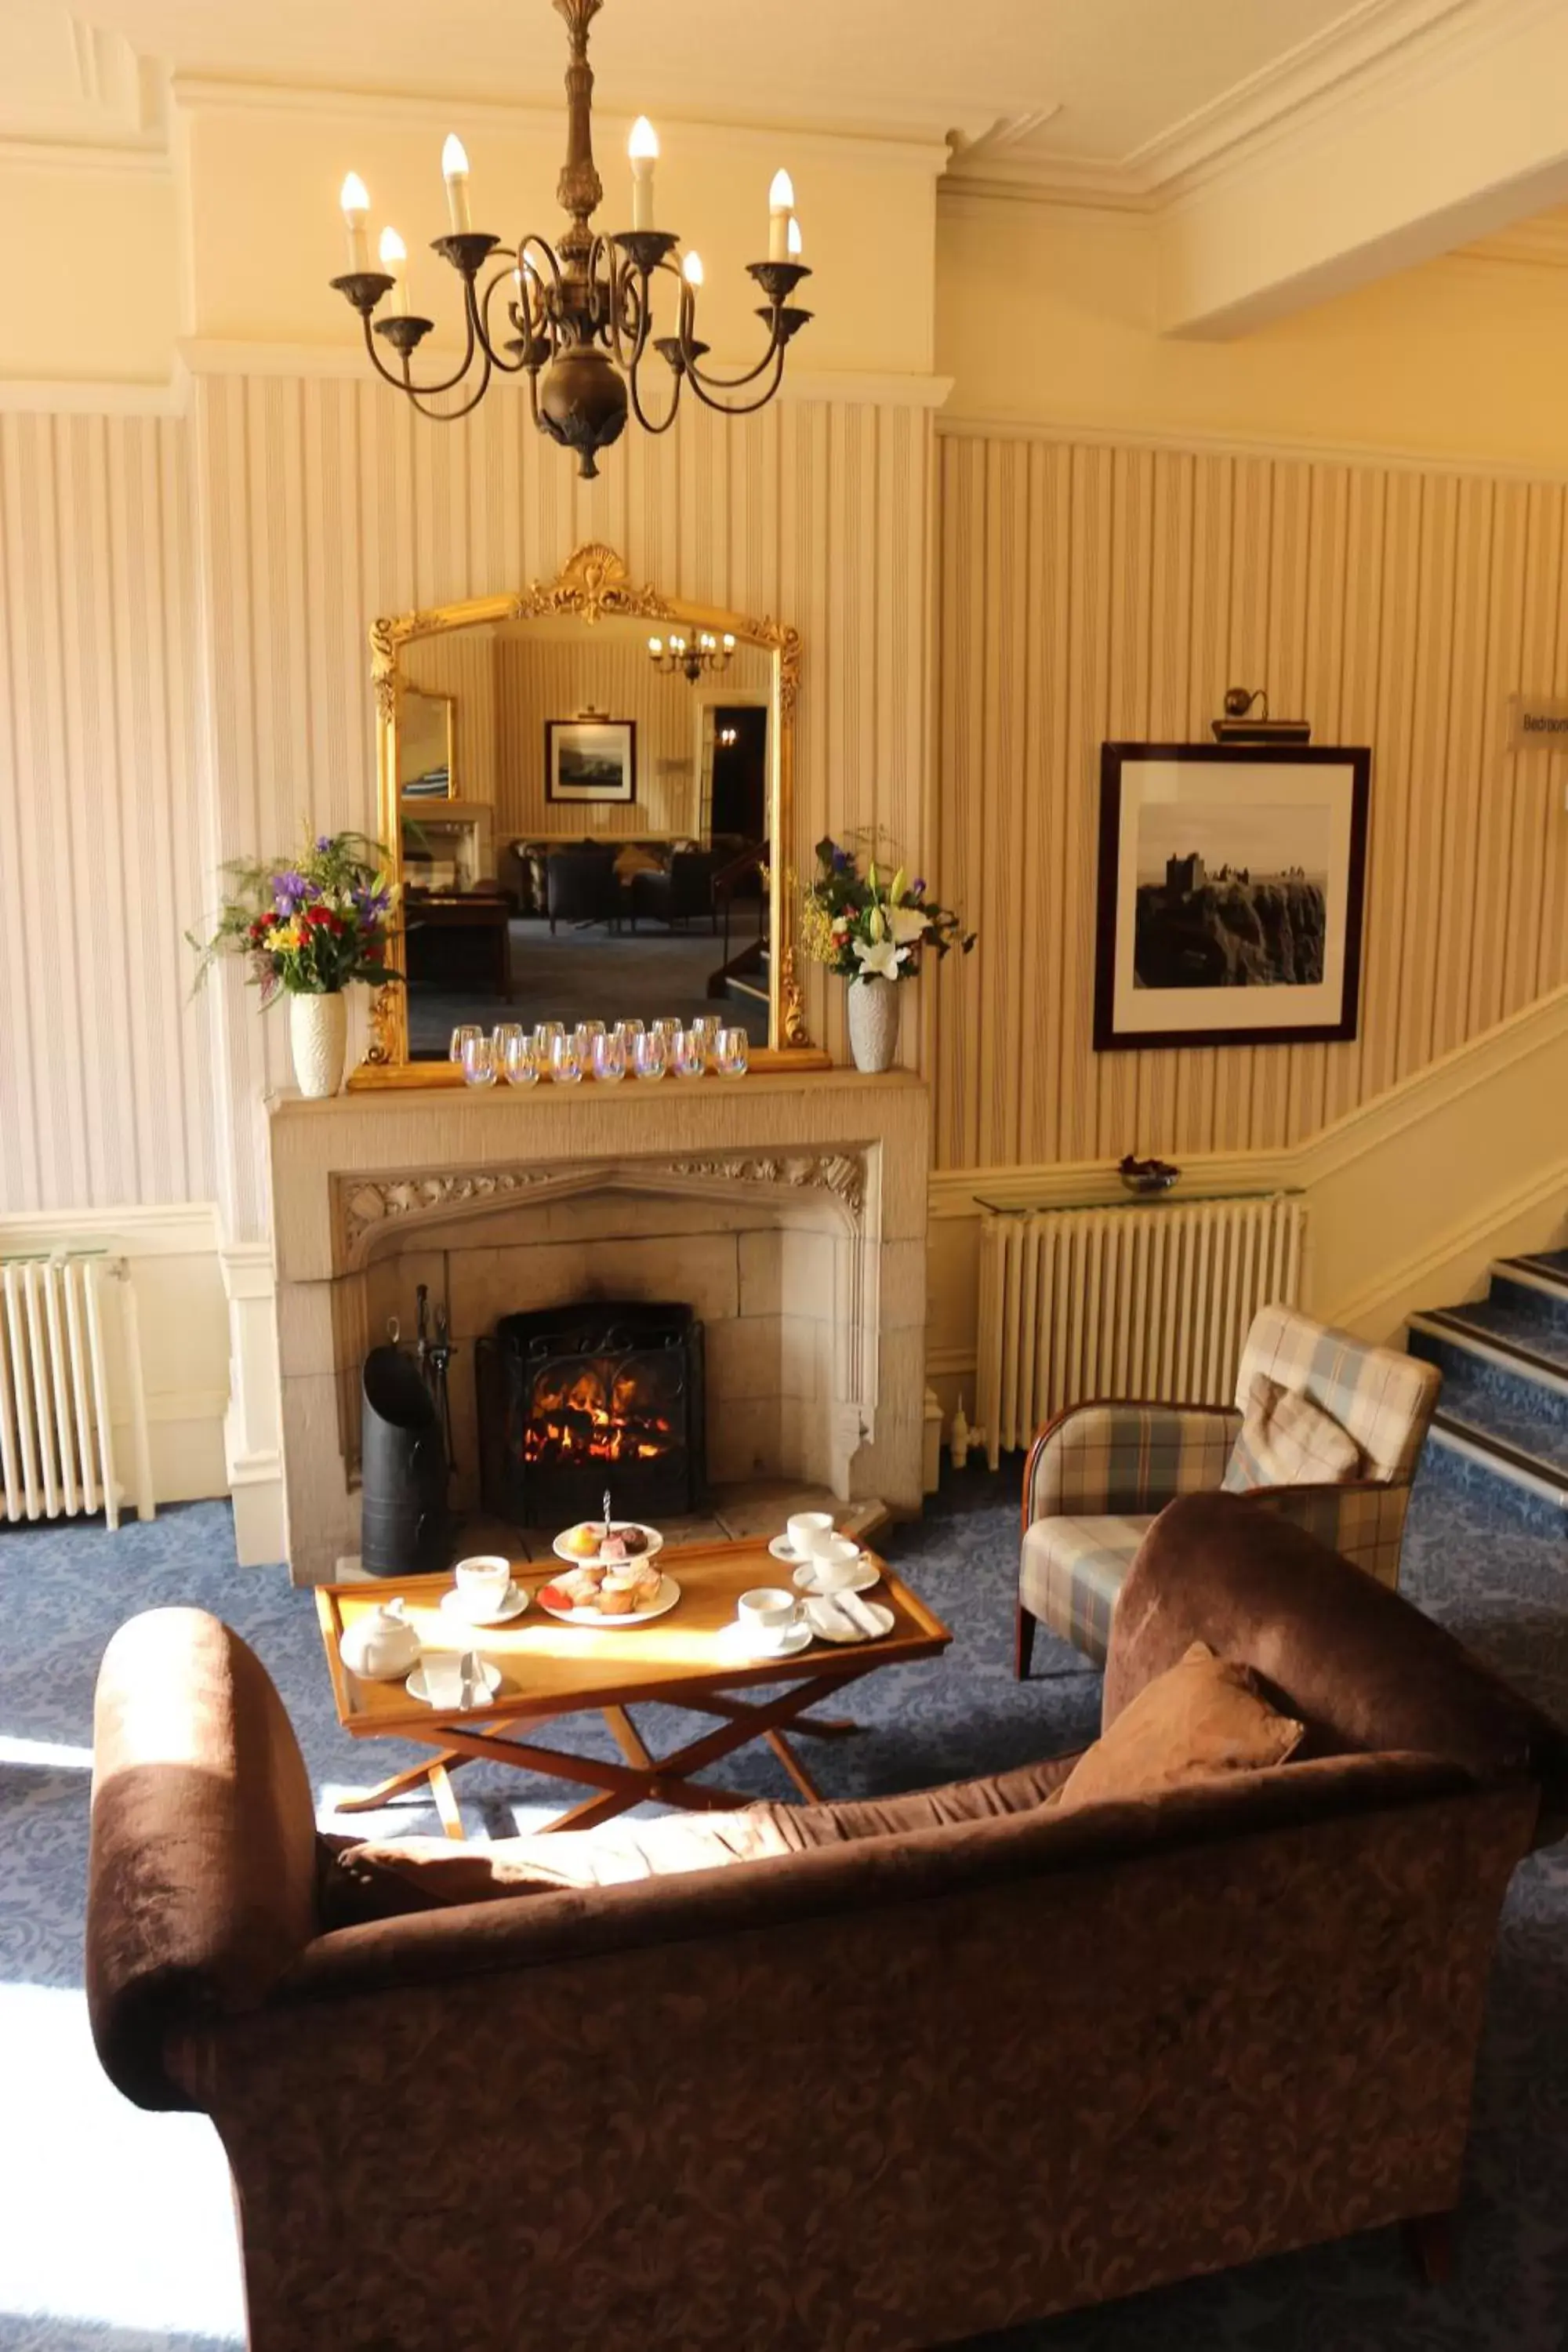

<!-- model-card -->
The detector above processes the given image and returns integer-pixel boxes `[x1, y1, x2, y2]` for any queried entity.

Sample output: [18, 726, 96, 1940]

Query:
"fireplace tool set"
[358, 1284, 459, 1577]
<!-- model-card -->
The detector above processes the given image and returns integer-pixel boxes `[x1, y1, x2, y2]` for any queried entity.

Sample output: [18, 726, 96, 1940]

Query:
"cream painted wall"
[938, 194, 1568, 473]
[0, 162, 180, 387]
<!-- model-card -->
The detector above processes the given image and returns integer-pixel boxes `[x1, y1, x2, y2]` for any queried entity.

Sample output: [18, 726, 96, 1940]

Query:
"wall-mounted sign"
[1507, 695, 1568, 753]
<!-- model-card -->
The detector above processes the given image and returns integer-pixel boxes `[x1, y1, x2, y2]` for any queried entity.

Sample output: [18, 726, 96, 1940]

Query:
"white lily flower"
[852, 936, 905, 981]
[888, 904, 928, 947]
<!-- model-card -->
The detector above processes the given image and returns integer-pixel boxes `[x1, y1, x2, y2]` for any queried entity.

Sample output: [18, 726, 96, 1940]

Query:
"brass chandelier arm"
[683, 339, 790, 418]
[624, 342, 684, 436]
[477, 265, 538, 373]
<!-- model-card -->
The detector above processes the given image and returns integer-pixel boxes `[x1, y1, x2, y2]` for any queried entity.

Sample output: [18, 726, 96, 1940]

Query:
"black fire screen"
[476, 1301, 705, 1527]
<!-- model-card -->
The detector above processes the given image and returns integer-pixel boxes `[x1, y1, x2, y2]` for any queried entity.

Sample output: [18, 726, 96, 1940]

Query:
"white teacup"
[453, 1555, 511, 1618]
[811, 1534, 862, 1592]
[786, 1510, 834, 1562]
[737, 1586, 801, 1650]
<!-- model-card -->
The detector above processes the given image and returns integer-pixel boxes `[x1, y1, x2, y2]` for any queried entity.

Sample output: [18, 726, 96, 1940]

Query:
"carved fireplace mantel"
[268, 1070, 929, 1584]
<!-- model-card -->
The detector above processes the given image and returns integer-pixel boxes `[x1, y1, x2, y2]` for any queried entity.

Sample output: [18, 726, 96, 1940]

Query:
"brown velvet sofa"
[85, 1496, 1567, 2352]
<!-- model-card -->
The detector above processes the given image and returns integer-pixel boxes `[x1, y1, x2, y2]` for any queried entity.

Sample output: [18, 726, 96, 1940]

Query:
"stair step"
[1408, 1308, 1568, 1395]
[1424, 1413, 1568, 1528]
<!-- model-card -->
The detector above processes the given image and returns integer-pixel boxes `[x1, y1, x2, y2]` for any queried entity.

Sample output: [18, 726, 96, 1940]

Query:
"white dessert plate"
[552, 1521, 666, 1569]
[537, 1573, 681, 1628]
[791, 1559, 880, 1598]
[439, 1582, 529, 1628]
[405, 1657, 503, 1707]
[803, 1596, 895, 1646]
[715, 1617, 815, 1663]
[767, 1534, 810, 1566]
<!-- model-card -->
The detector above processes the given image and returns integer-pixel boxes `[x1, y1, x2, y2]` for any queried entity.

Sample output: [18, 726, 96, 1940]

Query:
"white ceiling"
[0, 0, 1408, 161]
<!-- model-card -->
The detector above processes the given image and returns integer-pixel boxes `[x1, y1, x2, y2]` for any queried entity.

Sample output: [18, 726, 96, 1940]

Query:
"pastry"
[619, 1526, 651, 1556]
[599, 1534, 628, 1565]
[597, 1584, 635, 1615]
[563, 1523, 603, 1559]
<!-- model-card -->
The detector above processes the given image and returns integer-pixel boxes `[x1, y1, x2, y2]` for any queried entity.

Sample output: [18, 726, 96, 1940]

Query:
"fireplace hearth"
[477, 1301, 706, 1527]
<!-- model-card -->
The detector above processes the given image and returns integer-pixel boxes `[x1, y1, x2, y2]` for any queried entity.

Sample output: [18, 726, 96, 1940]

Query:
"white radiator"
[977, 1196, 1305, 1470]
[0, 1254, 154, 1528]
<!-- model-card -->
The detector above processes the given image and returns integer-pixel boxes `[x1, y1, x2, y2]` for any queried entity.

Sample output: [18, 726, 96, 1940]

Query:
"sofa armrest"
[1102, 1493, 1568, 1842]
[1023, 1401, 1240, 1526]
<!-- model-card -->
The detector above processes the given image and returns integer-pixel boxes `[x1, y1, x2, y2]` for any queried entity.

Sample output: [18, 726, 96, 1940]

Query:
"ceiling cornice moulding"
[939, 0, 1508, 212]
[166, 72, 951, 175]
[0, 135, 169, 178]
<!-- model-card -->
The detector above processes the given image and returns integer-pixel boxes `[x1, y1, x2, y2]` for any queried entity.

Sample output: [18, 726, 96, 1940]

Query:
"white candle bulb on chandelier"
[788, 213, 803, 261]
[768, 167, 795, 260]
[628, 115, 659, 231]
[441, 135, 472, 234]
[339, 172, 370, 271]
[682, 249, 704, 288]
[379, 226, 410, 314]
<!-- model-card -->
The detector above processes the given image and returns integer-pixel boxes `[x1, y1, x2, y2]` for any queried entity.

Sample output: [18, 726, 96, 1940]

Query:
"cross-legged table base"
[332, 1671, 872, 1839]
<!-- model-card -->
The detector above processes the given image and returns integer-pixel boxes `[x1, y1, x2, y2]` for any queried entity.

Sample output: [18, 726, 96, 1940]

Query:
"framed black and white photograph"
[545, 717, 637, 804]
[1093, 742, 1370, 1051]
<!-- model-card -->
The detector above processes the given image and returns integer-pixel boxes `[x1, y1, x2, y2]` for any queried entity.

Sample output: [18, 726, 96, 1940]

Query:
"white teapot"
[339, 1598, 421, 1682]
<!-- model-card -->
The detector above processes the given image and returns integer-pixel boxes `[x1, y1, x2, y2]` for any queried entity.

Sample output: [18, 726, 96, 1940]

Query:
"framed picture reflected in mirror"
[546, 717, 637, 804]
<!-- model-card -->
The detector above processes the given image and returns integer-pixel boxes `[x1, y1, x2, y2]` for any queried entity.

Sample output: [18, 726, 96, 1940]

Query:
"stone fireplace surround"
[268, 1072, 930, 1584]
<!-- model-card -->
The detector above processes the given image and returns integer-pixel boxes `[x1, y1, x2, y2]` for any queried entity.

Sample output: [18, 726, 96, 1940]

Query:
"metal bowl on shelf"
[1118, 1156, 1180, 1197]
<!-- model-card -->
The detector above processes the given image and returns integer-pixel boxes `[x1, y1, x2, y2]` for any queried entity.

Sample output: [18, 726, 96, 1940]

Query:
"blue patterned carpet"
[2, 1460, 1566, 2350]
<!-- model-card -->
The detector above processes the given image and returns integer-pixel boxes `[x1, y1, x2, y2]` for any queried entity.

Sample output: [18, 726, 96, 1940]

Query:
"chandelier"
[647, 627, 735, 684]
[328, 0, 812, 478]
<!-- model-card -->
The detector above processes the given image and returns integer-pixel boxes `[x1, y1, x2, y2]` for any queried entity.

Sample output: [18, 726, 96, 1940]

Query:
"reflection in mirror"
[395, 614, 775, 1061]
[397, 686, 455, 797]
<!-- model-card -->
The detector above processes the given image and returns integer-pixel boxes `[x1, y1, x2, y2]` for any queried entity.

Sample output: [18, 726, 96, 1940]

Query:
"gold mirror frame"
[350, 542, 822, 1087]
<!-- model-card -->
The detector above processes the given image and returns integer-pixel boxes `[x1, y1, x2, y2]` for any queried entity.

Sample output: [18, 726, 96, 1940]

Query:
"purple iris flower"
[315, 834, 333, 852]
[911, 877, 927, 896]
[271, 869, 308, 914]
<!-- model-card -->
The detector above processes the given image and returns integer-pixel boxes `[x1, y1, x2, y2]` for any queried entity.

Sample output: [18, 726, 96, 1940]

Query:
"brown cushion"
[1055, 1640, 1304, 1813]
[318, 1756, 1082, 1929]
[1222, 1372, 1363, 1492]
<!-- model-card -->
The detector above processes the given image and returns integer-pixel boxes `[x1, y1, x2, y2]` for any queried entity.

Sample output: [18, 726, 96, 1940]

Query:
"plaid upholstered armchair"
[1016, 1305, 1442, 1676]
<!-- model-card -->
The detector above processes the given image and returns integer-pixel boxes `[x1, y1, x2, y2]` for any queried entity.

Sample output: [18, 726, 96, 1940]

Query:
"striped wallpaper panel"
[0, 412, 212, 1214]
[933, 430, 1568, 1172]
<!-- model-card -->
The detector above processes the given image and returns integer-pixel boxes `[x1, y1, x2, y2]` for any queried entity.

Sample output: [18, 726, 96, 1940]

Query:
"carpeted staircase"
[1408, 1249, 1568, 1532]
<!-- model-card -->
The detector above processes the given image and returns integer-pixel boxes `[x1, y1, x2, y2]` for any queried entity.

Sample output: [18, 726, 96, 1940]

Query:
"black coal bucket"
[360, 1345, 448, 1577]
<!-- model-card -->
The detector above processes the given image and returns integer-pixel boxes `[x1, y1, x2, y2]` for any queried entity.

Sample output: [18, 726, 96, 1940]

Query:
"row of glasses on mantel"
[448, 1014, 750, 1089]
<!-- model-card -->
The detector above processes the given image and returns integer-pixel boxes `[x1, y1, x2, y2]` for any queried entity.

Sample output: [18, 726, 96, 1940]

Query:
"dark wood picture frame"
[1092, 740, 1371, 1051]
[544, 717, 638, 804]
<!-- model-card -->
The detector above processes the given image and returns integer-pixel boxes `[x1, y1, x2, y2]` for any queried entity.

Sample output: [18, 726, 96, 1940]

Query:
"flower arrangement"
[191, 830, 399, 1002]
[799, 834, 975, 985]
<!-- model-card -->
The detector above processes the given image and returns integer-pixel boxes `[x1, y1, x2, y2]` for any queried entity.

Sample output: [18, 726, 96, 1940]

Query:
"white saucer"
[717, 1618, 815, 1664]
[768, 1534, 809, 1566]
[405, 1657, 502, 1707]
[791, 1559, 880, 1598]
[440, 1582, 529, 1628]
[803, 1597, 895, 1646]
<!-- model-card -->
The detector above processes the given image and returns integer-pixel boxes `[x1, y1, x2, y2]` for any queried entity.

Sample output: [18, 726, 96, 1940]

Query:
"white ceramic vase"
[289, 991, 348, 1098]
[847, 975, 900, 1073]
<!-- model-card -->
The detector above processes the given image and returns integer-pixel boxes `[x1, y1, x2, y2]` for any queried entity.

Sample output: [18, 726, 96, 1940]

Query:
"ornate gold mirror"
[354, 543, 818, 1083]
